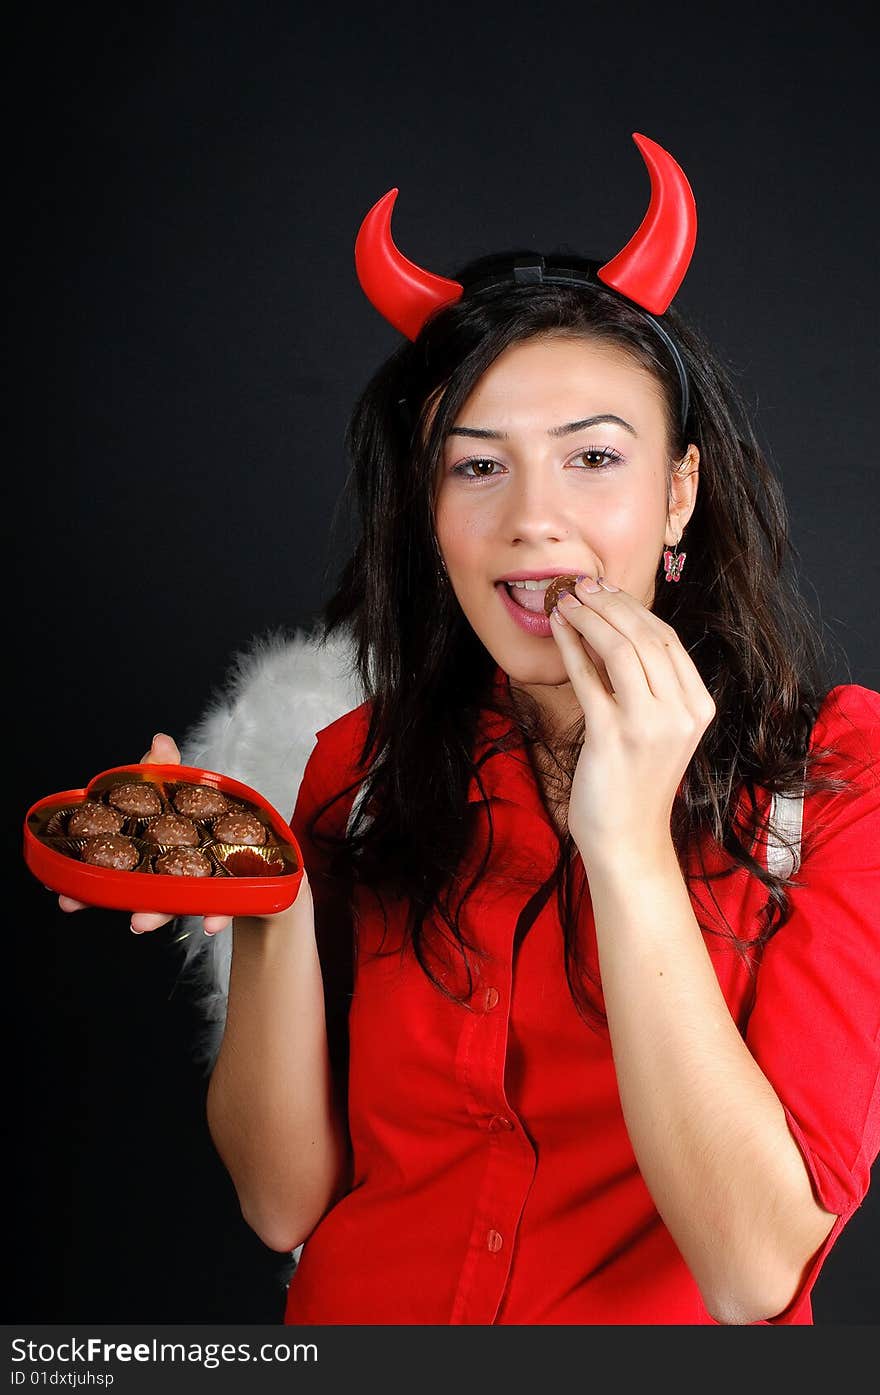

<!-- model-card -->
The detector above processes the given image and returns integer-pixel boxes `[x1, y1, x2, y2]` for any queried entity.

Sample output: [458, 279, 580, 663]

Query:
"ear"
[666, 444, 699, 543]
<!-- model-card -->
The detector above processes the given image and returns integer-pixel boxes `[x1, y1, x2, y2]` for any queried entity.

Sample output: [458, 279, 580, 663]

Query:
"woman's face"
[433, 334, 699, 721]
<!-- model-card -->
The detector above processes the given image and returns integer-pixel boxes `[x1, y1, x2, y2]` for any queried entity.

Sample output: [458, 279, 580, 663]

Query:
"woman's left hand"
[550, 577, 716, 862]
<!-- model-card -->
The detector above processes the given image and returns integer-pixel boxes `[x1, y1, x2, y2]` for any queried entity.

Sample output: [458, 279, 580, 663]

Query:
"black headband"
[398, 254, 691, 443]
[468, 257, 691, 431]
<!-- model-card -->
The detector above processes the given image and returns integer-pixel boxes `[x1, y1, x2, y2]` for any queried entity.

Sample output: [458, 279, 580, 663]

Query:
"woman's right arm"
[205, 877, 353, 1254]
[58, 731, 353, 1255]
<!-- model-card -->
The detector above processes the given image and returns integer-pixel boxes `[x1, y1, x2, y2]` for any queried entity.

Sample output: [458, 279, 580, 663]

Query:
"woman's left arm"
[550, 578, 837, 1326]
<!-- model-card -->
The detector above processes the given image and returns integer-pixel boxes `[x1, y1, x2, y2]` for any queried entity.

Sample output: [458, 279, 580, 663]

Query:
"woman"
[59, 135, 880, 1324]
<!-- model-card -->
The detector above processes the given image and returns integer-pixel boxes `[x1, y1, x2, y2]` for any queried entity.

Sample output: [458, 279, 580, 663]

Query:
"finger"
[202, 916, 233, 937]
[141, 732, 182, 765]
[551, 604, 614, 697]
[649, 627, 713, 709]
[130, 911, 174, 934]
[555, 589, 650, 703]
[131, 912, 231, 936]
[58, 894, 90, 913]
[550, 601, 616, 706]
[567, 582, 682, 703]
[585, 583, 710, 709]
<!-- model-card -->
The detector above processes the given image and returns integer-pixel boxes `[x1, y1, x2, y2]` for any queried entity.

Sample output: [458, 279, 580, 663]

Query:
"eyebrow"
[446, 413, 638, 441]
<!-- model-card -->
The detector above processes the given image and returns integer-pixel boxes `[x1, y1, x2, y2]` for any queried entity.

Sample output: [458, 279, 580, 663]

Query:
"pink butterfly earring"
[663, 532, 686, 583]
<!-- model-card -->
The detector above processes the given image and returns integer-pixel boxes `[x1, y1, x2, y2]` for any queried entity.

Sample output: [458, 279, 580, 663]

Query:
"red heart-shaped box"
[23, 763, 305, 916]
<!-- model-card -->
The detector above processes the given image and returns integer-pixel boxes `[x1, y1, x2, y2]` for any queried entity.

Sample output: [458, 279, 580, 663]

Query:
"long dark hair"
[310, 252, 856, 1033]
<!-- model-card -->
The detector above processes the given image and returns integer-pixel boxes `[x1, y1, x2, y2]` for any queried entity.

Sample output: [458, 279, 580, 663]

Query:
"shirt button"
[487, 1229, 504, 1253]
[488, 1114, 514, 1132]
[481, 986, 500, 1011]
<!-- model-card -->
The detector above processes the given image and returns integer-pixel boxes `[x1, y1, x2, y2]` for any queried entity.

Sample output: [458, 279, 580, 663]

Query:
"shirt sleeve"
[289, 728, 362, 1103]
[743, 684, 880, 1323]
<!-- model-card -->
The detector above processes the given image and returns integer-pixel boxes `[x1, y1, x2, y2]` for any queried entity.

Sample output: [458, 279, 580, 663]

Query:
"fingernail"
[597, 577, 619, 591]
[558, 589, 579, 606]
[130, 923, 144, 935]
[577, 575, 602, 593]
[550, 606, 568, 624]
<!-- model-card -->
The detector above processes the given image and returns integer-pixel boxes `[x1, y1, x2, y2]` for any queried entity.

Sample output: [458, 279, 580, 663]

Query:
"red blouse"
[283, 673, 880, 1325]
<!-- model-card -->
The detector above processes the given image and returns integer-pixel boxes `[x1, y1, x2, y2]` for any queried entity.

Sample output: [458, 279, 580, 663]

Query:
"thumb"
[141, 732, 182, 765]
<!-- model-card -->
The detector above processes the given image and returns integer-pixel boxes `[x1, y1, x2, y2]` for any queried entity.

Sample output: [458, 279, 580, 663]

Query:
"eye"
[450, 458, 503, 481]
[449, 445, 624, 481]
[574, 447, 624, 470]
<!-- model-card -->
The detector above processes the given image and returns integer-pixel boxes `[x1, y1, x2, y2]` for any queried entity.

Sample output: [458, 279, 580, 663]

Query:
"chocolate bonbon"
[108, 782, 163, 817]
[172, 785, 230, 818]
[68, 802, 125, 836]
[543, 574, 581, 617]
[155, 847, 213, 877]
[81, 833, 140, 870]
[213, 810, 267, 846]
[143, 813, 200, 846]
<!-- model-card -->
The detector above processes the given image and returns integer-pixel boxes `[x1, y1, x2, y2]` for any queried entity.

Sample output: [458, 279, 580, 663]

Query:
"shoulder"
[179, 624, 369, 819]
[302, 700, 375, 816]
[293, 690, 376, 855]
[314, 697, 374, 758]
[811, 683, 880, 773]
[800, 684, 880, 860]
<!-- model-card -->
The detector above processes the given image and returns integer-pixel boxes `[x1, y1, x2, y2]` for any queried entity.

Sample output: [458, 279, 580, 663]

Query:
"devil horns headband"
[354, 132, 697, 431]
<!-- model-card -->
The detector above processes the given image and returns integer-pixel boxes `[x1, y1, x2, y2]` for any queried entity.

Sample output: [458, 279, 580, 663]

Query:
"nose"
[502, 462, 574, 546]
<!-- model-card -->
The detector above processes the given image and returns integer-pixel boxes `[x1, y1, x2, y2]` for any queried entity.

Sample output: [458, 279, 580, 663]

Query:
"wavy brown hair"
[308, 252, 858, 1033]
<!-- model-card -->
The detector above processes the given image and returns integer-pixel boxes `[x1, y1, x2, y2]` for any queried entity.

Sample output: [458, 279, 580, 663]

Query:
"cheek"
[606, 497, 664, 564]
[601, 492, 656, 536]
[434, 496, 492, 562]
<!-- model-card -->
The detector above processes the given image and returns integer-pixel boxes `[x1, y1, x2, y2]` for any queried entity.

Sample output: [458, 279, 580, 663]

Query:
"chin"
[511, 656, 572, 687]
[483, 635, 572, 688]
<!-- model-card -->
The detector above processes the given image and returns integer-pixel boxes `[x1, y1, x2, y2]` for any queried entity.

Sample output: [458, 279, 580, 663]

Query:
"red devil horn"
[354, 188, 465, 340]
[597, 134, 697, 315]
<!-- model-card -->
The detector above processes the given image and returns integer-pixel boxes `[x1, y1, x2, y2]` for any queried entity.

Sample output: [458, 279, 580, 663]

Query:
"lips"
[496, 581, 554, 636]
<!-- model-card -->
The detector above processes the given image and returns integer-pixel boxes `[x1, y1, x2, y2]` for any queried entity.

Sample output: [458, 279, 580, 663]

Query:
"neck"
[508, 677, 584, 750]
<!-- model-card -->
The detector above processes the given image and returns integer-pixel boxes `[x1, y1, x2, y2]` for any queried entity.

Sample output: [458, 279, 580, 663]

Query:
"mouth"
[497, 578, 554, 610]
[497, 570, 589, 611]
[495, 579, 554, 635]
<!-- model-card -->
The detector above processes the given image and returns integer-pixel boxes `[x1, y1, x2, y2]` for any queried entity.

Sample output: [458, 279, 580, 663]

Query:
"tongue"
[506, 583, 548, 613]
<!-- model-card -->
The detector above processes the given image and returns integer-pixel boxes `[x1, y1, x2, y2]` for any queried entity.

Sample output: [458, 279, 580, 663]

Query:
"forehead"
[451, 335, 665, 433]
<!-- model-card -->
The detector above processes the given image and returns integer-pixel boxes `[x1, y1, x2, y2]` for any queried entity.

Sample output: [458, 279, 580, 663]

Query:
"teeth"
[508, 578, 553, 590]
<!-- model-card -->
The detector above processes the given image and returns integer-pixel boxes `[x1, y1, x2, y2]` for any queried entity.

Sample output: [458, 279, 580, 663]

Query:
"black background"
[7, 1, 878, 1323]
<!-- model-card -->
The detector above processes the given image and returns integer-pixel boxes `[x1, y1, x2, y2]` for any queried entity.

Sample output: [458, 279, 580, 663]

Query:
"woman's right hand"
[56, 732, 233, 937]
